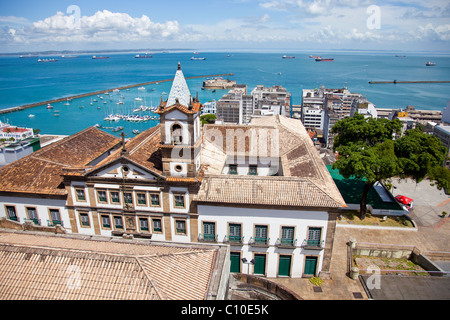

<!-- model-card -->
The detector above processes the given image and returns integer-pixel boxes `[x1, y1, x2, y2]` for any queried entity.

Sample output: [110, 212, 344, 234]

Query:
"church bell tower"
[155, 63, 202, 177]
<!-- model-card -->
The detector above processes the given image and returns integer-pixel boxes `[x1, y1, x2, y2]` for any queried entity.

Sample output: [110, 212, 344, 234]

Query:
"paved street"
[272, 178, 450, 300]
[391, 178, 450, 227]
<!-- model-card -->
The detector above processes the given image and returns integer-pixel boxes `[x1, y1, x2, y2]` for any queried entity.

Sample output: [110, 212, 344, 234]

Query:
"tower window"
[172, 124, 183, 145]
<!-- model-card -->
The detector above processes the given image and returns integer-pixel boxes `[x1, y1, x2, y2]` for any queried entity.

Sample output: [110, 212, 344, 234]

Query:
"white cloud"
[5, 10, 180, 45]
[414, 23, 450, 41]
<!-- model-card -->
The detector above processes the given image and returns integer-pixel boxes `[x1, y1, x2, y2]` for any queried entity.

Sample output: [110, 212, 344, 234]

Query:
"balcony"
[198, 233, 218, 243]
[25, 218, 41, 225]
[249, 237, 270, 247]
[47, 220, 64, 227]
[275, 238, 297, 248]
[300, 239, 324, 250]
[7, 216, 19, 222]
[224, 235, 244, 244]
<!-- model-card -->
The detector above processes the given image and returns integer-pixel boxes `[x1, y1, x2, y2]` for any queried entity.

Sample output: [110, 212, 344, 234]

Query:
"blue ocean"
[1, 51, 449, 137]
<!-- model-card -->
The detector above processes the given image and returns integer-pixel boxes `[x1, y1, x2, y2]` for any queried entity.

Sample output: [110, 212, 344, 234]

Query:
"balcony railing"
[249, 237, 270, 247]
[300, 239, 324, 250]
[25, 218, 41, 225]
[275, 238, 297, 248]
[224, 235, 244, 244]
[199, 233, 218, 242]
[7, 216, 19, 222]
[47, 220, 64, 227]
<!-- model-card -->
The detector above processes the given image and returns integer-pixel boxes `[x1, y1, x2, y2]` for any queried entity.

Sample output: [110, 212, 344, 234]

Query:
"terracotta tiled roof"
[0, 230, 222, 300]
[139, 250, 216, 300]
[195, 175, 344, 208]
[198, 115, 346, 208]
[88, 125, 163, 177]
[0, 127, 121, 196]
[155, 101, 202, 115]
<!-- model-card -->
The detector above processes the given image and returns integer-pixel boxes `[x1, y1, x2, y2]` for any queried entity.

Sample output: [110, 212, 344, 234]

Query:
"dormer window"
[172, 124, 183, 145]
[229, 164, 237, 175]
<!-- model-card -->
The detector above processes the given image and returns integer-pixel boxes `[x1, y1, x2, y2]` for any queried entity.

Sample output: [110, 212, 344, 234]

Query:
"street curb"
[336, 223, 418, 232]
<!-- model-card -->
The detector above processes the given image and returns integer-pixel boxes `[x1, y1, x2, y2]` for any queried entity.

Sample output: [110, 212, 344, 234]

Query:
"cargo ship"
[426, 61, 436, 66]
[282, 55, 295, 59]
[92, 56, 109, 59]
[315, 58, 334, 62]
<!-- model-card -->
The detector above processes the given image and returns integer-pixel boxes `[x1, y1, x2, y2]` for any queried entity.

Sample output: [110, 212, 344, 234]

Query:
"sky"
[1, 0, 450, 53]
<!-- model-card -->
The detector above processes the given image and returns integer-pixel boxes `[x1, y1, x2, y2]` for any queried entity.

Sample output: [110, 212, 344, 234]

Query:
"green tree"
[332, 114, 402, 219]
[332, 114, 448, 219]
[395, 128, 448, 187]
[200, 114, 216, 125]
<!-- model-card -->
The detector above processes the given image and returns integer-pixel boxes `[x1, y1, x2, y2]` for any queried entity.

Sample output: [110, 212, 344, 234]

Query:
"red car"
[395, 195, 414, 211]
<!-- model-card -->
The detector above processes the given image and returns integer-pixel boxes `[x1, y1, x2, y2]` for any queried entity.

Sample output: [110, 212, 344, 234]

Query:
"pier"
[0, 73, 234, 115]
[369, 80, 450, 84]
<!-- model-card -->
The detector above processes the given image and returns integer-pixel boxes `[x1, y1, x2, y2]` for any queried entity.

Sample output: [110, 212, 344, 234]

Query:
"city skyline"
[1, 0, 449, 53]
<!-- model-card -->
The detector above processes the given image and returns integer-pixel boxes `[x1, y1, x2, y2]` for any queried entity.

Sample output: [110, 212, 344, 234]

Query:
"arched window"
[172, 123, 183, 145]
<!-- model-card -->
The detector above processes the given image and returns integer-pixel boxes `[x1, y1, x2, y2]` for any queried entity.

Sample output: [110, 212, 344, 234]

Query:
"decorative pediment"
[87, 159, 159, 181]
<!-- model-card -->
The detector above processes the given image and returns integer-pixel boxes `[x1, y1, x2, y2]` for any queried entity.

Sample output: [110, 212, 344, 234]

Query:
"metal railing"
[224, 235, 244, 244]
[275, 238, 297, 247]
[47, 219, 64, 227]
[249, 237, 270, 246]
[300, 239, 324, 249]
[25, 218, 41, 225]
[198, 233, 218, 242]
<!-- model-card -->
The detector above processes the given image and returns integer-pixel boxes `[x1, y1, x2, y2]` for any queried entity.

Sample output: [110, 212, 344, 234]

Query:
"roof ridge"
[135, 257, 167, 300]
[305, 177, 346, 207]
[128, 126, 160, 156]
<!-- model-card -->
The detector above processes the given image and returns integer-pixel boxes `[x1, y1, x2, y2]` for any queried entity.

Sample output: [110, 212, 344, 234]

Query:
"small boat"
[92, 56, 109, 59]
[132, 129, 140, 134]
[135, 54, 152, 58]
[28, 114, 35, 118]
[46, 104, 53, 109]
[112, 126, 124, 132]
[190, 57, 206, 60]
[282, 55, 295, 59]
[138, 86, 146, 90]
[315, 58, 334, 62]
[426, 61, 436, 66]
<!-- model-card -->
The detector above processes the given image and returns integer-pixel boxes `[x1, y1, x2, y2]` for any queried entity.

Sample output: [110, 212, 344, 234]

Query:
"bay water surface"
[1, 51, 449, 137]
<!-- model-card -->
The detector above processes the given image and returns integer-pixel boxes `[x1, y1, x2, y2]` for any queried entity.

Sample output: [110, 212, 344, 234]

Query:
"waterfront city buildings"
[216, 84, 291, 125]
[0, 63, 346, 280]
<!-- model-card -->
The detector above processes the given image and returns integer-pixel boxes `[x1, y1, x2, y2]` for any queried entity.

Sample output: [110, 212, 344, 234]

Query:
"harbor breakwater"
[0, 73, 234, 115]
